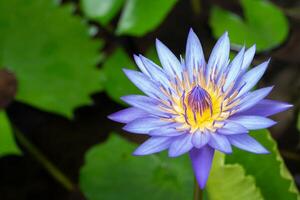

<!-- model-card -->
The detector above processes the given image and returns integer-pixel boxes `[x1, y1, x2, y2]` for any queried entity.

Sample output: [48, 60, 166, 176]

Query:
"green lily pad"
[116, 0, 178, 36]
[80, 0, 125, 25]
[207, 152, 263, 200]
[0, 112, 21, 157]
[0, 0, 103, 118]
[226, 130, 300, 200]
[101, 48, 140, 104]
[79, 134, 263, 200]
[209, 0, 289, 52]
[80, 134, 193, 200]
[80, 0, 178, 36]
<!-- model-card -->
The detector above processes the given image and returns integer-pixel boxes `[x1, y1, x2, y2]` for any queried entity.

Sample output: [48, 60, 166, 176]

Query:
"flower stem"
[14, 128, 75, 191]
[193, 178, 203, 200]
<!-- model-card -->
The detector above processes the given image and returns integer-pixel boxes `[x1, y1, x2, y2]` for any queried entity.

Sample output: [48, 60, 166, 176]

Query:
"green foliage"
[207, 152, 263, 200]
[0, 112, 21, 157]
[80, 131, 300, 200]
[0, 0, 103, 118]
[81, 0, 125, 25]
[80, 134, 193, 200]
[81, 0, 178, 36]
[116, 0, 178, 36]
[80, 134, 263, 200]
[226, 130, 300, 200]
[210, 0, 289, 52]
[101, 48, 140, 104]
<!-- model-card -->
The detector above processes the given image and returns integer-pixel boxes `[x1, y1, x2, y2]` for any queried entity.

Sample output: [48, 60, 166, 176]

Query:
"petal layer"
[192, 130, 211, 148]
[108, 107, 148, 123]
[209, 133, 232, 153]
[239, 99, 292, 117]
[133, 137, 174, 155]
[123, 117, 170, 134]
[169, 134, 193, 157]
[228, 134, 269, 154]
[185, 28, 205, 80]
[156, 39, 182, 79]
[189, 146, 215, 189]
[229, 115, 276, 130]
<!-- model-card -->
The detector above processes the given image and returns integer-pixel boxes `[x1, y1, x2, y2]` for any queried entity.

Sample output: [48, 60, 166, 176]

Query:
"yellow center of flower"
[160, 71, 235, 133]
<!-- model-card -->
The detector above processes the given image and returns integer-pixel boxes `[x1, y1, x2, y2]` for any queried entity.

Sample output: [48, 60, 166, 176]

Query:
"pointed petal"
[237, 86, 273, 113]
[192, 130, 211, 148]
[218, 121, 248, 135]
[133, 137, 174, 155]
[123, 117, 170, 134]
[189, 146, 215, 189]
[206, 32, 230, 80]
[121, 95, 168, 117]
[241, 45, 256, 71]
[123, 69, 166, 100]
[156, 39, 182, 79]
[149, 128, 183, 137]
[223, 47, 245, 90]
[168, 134, 193, 157]
[228, 134, 269, 154]
[139, 55, 171, 89]
[209, 133, 232, 153]
[185, 28, 205, 79]
[229, 115, 276, 130]
[108, 107, 148, 123]
[133, 54, 150, 76]
[237, 60, 269, 97]
[239, 99, 292, 117]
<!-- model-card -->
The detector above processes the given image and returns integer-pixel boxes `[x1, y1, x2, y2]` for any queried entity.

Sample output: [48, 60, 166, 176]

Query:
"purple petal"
[123, 69, 166, 100]
[156, 39, 182, 79]
[228, 134, 269, 154]
[168, 134, 193, 157]
[223, 47, 245, 91]
[185, 28, 206, 80]
[192, 130, 211, 148]
[123, 117, 170, 134]
[108, 107, 148, 123]
[241, 45, 256, 71]
[218, 121, 248, 135]
[236, 59, 269, 97]
[149, 127, 183, 137]
[189, 146, 215, 189]
[237, 86, 273, 113]
[133, 54, 150, 76]
[133, 136, 174, 156]
[208, 133, 232, 153]
[139, 55, 171, 89]
[206, 32, 230, 80]
[229, 115, 276, 130]
[121, 95, 168, 117]
[239, 99, 292, 117]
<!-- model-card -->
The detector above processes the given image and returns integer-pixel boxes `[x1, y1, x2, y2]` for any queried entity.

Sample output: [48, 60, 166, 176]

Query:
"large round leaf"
[80, 134, 193, 200]
[80, 0, 125, 25]
[0, 0, 103, 117]
[79, 134, 263, 200]
[116, 0, 178, 36]
[81, 0, 178, 36]
[210, 0, 289, 52]
[226, 130, 300, 200]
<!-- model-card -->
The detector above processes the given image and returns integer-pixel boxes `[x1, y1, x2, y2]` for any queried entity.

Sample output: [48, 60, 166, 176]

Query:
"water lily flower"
[108, 29, 292, 188]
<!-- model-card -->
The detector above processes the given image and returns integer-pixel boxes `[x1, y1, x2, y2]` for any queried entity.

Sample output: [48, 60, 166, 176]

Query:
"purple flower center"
[187, 85, 212, 116]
